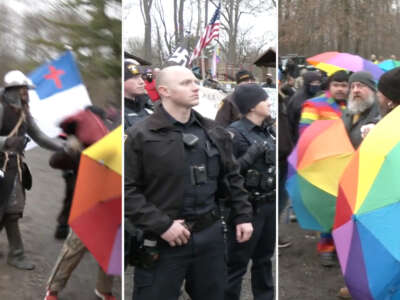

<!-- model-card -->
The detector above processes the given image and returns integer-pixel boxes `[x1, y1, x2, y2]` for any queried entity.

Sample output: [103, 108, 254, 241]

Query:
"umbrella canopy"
[69, 126, 122, 275]
[378, 59, 400, 72]
[286, 119, 355, 232]
[307, 51, 384, 81]
[333, 107, 400, 300]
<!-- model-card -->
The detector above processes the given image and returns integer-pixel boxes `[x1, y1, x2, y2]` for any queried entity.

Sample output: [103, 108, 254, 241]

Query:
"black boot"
[5, 220, 35, 270]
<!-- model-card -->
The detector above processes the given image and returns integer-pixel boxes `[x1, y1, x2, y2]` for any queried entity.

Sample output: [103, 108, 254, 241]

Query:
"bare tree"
[210, 0, 273, 64]
[140, 0, 153, 61]
[279, 0, 400, 59]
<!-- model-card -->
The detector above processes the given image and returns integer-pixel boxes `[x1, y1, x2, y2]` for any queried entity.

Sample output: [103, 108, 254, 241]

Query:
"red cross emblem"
[44, 66, 65, 89]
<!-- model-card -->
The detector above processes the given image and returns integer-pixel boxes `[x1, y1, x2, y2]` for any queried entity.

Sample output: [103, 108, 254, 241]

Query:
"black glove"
[239, 142, 266, 169]
[4, 136, 26, 153]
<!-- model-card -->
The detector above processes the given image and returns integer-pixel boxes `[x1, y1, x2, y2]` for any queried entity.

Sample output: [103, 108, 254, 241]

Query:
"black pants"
[57, 171, 75, 226]
[133, 221, 226, 300]
[225, 201, 276, 300]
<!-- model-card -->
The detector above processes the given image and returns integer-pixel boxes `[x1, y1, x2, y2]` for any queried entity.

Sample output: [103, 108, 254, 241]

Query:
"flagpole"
[201, 54, 206, 81]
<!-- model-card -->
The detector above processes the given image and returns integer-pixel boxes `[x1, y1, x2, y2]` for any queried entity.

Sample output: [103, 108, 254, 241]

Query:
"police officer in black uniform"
[125, 65, 254, 300]
[225, 83, 276, 300]
[124, 59, 153, 129]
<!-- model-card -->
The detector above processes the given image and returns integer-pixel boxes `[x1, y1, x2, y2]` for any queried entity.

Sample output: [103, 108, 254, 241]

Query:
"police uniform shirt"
[231, 118, 272, 159]
[230, 118, 276, 193]
[124, 95, 151, 129]
[160, 105, 220, 218]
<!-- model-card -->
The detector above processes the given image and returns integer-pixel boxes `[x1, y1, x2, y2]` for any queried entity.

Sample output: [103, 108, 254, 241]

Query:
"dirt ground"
[279, 220, 347, 300]
[0, 147, 121, 300]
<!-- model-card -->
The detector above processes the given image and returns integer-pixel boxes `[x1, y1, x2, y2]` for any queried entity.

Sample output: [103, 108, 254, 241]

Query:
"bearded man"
[342, 71, 381, 149]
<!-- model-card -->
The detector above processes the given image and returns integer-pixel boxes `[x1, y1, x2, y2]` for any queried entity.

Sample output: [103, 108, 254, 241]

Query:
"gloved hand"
[246, 142, 266, 160]
[240, 142, 266, 169]
[4, 136, 26, 153]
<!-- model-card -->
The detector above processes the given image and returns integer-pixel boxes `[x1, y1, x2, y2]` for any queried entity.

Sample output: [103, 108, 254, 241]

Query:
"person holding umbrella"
[335, 67, 400, 299]
[44, 108, 116, 300]
[298, 70, 349, 266]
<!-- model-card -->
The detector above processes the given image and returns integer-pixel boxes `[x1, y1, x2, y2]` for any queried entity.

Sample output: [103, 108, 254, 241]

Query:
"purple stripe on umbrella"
[332, 219, 354, 275]
[287, 144, 298, 179]
[363, 61, 384, 81]
[344, 222, 374, 300]
[107, 226, 122, 275]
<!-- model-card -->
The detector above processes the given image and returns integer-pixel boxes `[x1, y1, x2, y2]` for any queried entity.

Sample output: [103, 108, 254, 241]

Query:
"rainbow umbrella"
[378, 59, 400, 72]
[333, 107, 400, 300]
[307, 51, 384, 81]
[69, 126, 122, 275]
[286, 119, 354, 232]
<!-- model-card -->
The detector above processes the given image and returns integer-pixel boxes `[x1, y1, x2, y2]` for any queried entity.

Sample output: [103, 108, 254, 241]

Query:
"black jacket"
[125, 105, 253, 236]
[287, 72, 322, 143]
[342, 100, 381, 149]
[124, 95, 152, 129]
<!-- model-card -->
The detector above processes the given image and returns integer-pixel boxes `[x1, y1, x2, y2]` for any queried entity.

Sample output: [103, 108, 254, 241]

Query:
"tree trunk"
[141, 0, 153, 61]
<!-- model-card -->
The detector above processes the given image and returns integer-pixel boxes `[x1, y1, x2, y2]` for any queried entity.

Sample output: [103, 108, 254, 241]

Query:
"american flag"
[189, 3, 221, 65]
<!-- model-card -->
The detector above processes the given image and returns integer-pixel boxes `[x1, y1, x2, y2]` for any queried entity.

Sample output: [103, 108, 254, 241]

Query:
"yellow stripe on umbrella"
[69, 126, 122, 275]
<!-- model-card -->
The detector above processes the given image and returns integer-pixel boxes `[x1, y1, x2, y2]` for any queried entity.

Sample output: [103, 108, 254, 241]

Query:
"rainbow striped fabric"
[299, 91, 346, 135]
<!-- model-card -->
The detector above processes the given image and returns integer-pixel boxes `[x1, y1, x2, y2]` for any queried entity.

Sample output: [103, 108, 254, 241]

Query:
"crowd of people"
[279, 56, 400, 299]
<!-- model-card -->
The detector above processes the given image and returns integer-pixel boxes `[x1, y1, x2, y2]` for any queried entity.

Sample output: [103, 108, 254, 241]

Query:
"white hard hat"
[4, 70, 35, 89]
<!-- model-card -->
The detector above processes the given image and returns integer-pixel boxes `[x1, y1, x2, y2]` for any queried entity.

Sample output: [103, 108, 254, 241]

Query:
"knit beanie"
[232, 83, 268, 115]
[378, 67, 400, 103]
[349, 71, 376, 91]
[235, 70, 255, 84]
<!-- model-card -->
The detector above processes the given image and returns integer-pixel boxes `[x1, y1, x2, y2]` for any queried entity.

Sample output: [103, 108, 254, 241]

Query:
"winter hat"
[378, 67, 400, 103]
[233, 83, 268, 115]
[349, 71, 376, 91]
[235, 70, 255, 84]
[125, 59, 142, 81]
[303, 71, 322, 86]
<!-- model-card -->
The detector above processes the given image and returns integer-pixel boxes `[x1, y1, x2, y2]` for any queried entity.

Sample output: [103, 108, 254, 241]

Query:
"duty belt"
[251, 190, 275, 204]
[183, 210, 220, 233]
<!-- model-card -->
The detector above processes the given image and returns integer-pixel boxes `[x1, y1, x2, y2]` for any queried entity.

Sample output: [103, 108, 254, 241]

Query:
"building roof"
[254, 48, 276, 67]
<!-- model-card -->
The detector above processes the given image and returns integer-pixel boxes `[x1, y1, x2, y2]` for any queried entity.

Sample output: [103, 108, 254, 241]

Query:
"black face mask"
[3, 87, 22, 109]
[146, 74, 153, 82]
[266, 78, 273, 85]
[308, 85, 321, 96]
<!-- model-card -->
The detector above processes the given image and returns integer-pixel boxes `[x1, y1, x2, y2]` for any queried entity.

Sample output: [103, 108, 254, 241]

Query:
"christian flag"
[28, 51, 92, 146]
[189, 3, 221, 65]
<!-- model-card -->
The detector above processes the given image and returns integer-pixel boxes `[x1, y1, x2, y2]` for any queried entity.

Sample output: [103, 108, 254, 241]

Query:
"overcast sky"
[123, 0, 277, 51]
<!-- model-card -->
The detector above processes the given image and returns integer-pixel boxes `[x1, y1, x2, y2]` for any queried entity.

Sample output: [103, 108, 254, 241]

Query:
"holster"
[125, 219, 160, 269]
